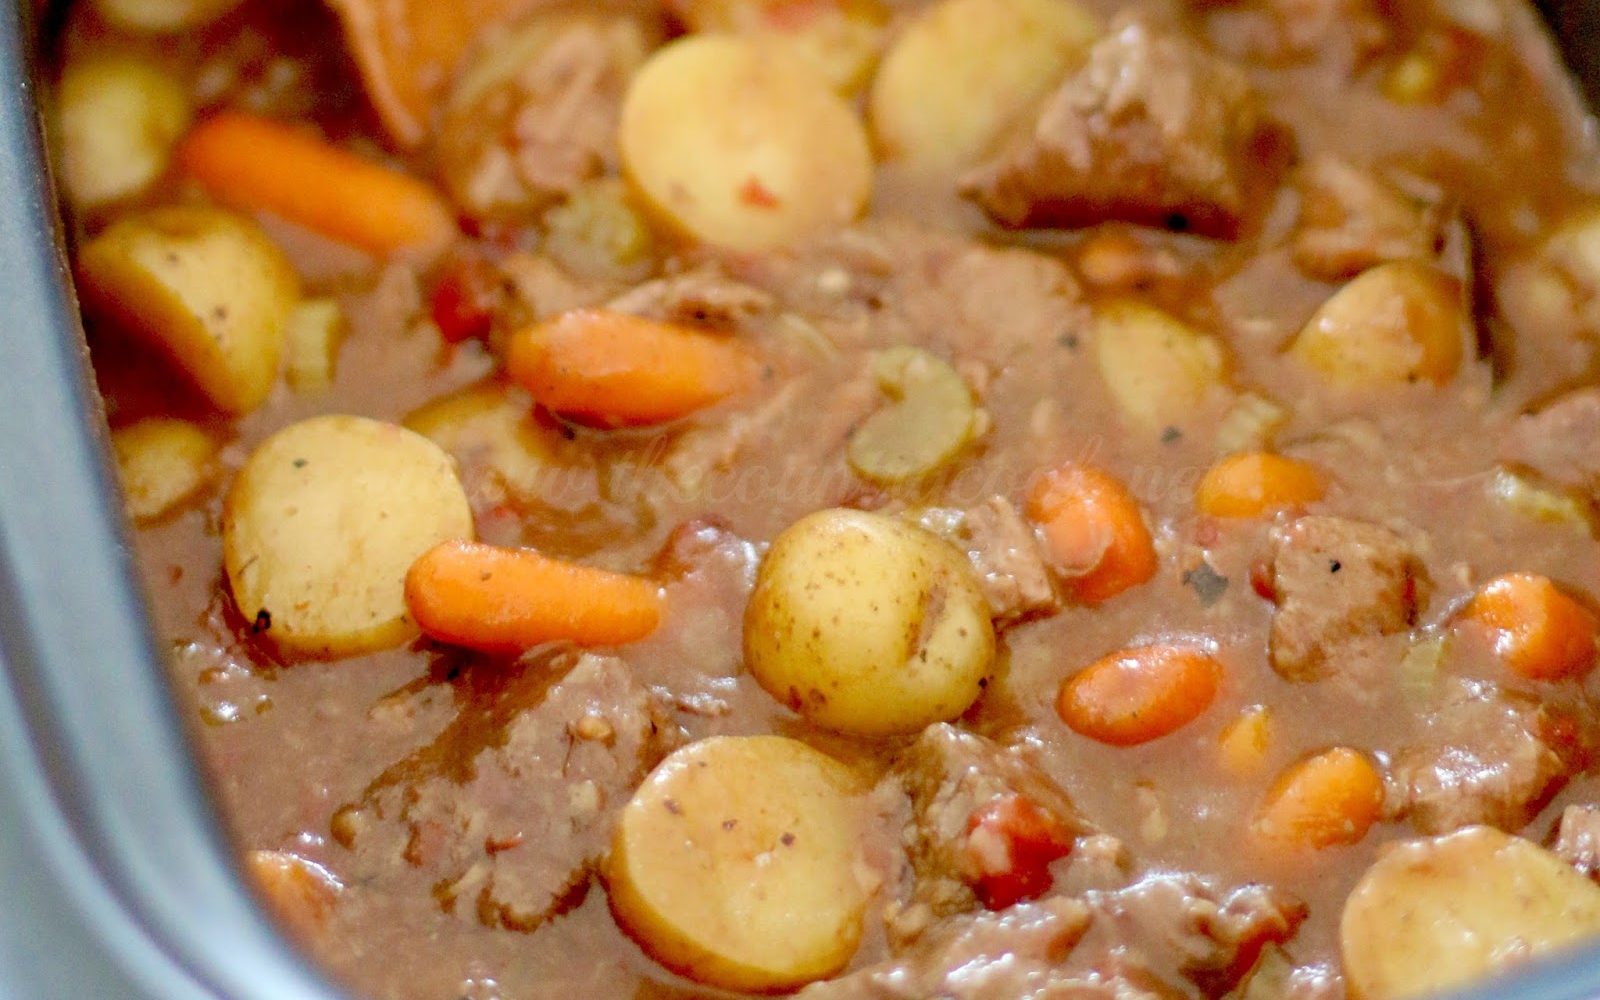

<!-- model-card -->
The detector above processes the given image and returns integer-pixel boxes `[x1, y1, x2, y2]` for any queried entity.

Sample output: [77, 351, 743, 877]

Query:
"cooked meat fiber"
[807, 874, 1304, 999]
[921, 497, 1060, 624]
[1388, 678, 1574, 834]
[962, 20, 1269, 239]
[1265, 515, 1426, 681]
[1291, 156, 1449, 281]
[1553, 804, 1600, 880]
[334, 654, 674, 931]
[895, 724, 1097, 918]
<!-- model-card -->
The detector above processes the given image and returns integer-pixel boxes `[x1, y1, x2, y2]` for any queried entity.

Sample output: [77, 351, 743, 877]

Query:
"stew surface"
[50, 0, 1600, 996]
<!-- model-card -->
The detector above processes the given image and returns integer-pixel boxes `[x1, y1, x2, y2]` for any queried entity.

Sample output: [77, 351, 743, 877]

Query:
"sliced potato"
[620, 34, 872, 251]
[744, 508, 995, 736]
[58, 54, 191, 210]
[110, 417, 219, 522]
[1342, 826, 1600, 999]
[1289, 261, 1466, 388]
[869, 0, 1099, 170]
[223, 415, 474, 657]
[674, 0, 889, 93]
[607, 736, 870, 991]
[283, 298, 345, 393]
[79, 206, 300, 414]
[1094, 300, 1228, 432]
[91, 0, 243, 32]
[847, 346, 979, 484]
[403, 382, 555, 504]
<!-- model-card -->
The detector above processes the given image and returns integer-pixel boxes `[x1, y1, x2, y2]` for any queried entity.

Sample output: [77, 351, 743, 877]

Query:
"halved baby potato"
[403, 381, 556, 504]
[1342, 826, 1600, 999]
[606, 735, 870, 992]
[619, 34, 872, 251]
[223, 415, 474, 657]
[1289, 261, 1466, 388]
[90, 0, 243, 32]
[744, 508, 995, 736]
[673, 0, 889, 94]
[869, 0, 1099, 170]
[78, 206, 300, 414]
[58, 53, 191, 210]
[110, 417, 219, 522]
[1094, 299, 1228, 432]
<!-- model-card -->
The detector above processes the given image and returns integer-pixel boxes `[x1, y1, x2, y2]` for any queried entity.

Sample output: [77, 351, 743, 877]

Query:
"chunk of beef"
[335, 654, 674, 931]
[1388, 679, 1574, 834]
[1552, 804, 1600, 880]
[803, 897, 1108, 1000]
[962, 20, 1269, 239]
[920, 498, 1059, 624]
[1501, 389, 1600, 494]
[808, 875, 1304, 999]
[895, 724, 1101, 919]
[1291, 157, 1449, 281]
[435, 14, 649, 221]
[1265, 516, 1426, 681]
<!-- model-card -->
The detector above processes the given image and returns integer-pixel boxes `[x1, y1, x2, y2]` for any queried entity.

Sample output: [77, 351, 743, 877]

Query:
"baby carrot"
[1026, 463, 1157, 604]
[1462, 572, 1598, 681]
[505, 308, 757, 428]
[1251, 747, 1384, 850]
[1195, 452, 1324, 518]
[405, 540, 663, 653]
[178, 111, 456, 255]
[1056, 643, 1221, 746]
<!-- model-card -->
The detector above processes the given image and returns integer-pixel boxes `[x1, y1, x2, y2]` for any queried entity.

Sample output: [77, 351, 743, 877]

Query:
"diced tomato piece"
[430, 255, 503, 344]
[965, 793, 1074, 909]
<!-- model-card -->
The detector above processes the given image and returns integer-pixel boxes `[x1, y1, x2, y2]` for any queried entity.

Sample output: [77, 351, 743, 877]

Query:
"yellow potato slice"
[223, 415, 474, 657]
[110, 417, 219, 522]
[869, 0, 1100, 170]
[607, 736, 870, 992]
[90, 0, 242, 32]
[744, 508, 995, 736]
[78, 206, 300, 414]
[282, 298, 346, 394]
[619, 34, 872, 251]
[1093, 299, 1228, 432]
[57, 53, 191, 210]
[1290, 261, 1466, 388]
[674, 0, 889, 94]
[403, 382, 556, 505]
[1342, 826, 1600, 1000]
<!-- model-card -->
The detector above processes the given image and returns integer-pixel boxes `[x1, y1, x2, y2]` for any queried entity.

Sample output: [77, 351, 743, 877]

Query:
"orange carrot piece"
[1462, 572, 1598, 681]
[1056, 643, 1221, 746]
[1025, 464, 1157, 605]
[405, 539, 663, 652]
[1195, 453, 1325, 518]
[1218, 705, 1273, 777]
[1251, 747, 1384, 850]
[178, 111, 456, 255]
[505, 309, 757, 428]
[245, 850, 342, 938]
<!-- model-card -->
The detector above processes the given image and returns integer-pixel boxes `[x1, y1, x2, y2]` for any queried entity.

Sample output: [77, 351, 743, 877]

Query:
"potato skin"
[79, 206, 299, 414]
[1342, 826, 1600, 999]
[606, 736, 870, 992]
[1290, 261, 1465, 387]
[620, 34, 872, 251]
[223, 415, 474, 657]
[743, 508, 996, 736]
